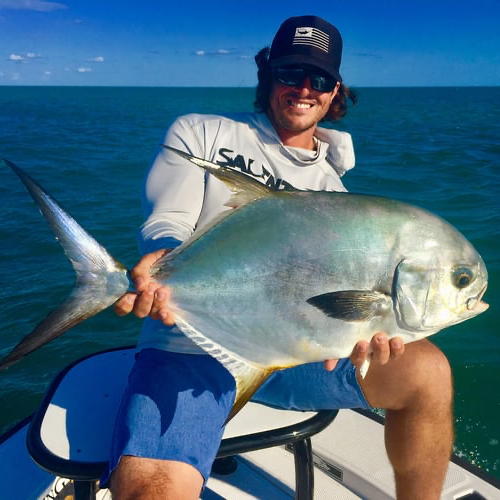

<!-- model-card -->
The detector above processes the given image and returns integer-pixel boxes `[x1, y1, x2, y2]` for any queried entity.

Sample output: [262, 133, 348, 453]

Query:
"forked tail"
[0, 160, 131, 370]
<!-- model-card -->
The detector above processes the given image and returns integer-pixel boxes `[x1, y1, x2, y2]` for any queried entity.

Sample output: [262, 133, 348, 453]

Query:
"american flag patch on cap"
[293, 27, 330, 53]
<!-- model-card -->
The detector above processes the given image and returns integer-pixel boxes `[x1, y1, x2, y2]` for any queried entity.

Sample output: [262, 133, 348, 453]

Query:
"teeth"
[289, 100, 312, 109]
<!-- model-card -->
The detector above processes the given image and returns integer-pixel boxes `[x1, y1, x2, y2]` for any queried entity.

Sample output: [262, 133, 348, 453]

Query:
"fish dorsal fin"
[153, 146, 277, 268]
[307, 290, 392, 321]
[174, 314, 274, 422]
[162, 145, 273, 209]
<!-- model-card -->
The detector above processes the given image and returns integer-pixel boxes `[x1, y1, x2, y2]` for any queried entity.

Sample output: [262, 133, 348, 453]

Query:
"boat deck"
[2, 407, 499, 499]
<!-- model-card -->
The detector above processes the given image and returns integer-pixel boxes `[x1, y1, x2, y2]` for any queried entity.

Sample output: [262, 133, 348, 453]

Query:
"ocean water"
[0, 86, 498, 479]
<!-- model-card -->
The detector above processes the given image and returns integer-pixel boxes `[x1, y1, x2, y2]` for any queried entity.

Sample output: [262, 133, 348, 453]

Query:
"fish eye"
[452, 267, 474, 289]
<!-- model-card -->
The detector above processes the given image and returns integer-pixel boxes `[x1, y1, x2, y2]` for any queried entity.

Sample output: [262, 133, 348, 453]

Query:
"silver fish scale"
[162, 192, 483, 368]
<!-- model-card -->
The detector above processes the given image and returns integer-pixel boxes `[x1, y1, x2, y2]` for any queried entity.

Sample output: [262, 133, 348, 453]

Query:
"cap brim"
[269, 54, 342, 82]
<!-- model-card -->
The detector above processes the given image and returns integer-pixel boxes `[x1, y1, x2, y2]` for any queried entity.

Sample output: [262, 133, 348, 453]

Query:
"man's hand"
[324, 332, 405, 371]
[114, 249, 175, 326]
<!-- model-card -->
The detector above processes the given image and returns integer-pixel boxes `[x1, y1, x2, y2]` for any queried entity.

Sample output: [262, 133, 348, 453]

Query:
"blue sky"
[0, 0, 498, 87]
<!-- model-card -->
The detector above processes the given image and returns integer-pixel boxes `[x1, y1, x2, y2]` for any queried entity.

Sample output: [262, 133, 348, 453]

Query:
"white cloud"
[195, 48, 234, 57]
[9, 52, 42, 62]
[87, 56, 104, 63]
[77, 67, 92, 73]
[0, 0, 67, 12]
[44, 70, 51, 75]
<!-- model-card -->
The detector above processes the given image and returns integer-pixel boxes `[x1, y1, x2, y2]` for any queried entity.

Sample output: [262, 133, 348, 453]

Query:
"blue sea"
[0, 86, 499, 479]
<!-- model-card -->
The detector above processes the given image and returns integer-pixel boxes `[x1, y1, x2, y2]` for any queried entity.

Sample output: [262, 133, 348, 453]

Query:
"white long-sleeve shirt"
[137, 111, 355, 354]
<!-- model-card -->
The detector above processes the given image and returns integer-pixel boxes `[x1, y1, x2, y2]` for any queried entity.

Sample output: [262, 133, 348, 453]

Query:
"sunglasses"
[274, 66, 338, 93]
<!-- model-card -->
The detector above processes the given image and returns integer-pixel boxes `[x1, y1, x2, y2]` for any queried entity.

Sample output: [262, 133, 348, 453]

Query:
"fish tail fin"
[0, 160, 131, 370]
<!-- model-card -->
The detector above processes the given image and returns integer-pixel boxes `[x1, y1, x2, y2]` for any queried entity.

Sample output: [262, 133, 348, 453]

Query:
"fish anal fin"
[174, 316, 274, 422]
[227, 365, 274, 423]
[307, 290, 392, 322]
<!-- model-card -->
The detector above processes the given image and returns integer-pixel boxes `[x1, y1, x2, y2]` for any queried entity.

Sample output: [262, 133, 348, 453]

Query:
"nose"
[294, 76, 313, 94]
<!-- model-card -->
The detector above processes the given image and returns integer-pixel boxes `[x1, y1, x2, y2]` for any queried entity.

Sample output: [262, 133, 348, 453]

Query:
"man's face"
[267, 68, 340, 138]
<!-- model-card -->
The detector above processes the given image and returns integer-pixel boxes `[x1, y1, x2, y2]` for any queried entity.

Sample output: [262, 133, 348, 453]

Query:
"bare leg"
[109, 455, 204, 500]
[359, 338, 453, 500]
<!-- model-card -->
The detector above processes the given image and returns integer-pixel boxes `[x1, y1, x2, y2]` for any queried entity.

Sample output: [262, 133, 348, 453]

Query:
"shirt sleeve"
[138, 116, 207, 255]
[315, 127, 355, 177]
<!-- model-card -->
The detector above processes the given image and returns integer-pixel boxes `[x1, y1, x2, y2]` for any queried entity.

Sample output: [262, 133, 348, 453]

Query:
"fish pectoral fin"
[306, 290, 392, 322]
[359, 355, 371, 379]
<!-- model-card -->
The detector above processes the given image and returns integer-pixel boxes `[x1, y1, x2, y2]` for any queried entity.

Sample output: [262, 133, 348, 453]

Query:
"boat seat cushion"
[27, 347, 332, 481]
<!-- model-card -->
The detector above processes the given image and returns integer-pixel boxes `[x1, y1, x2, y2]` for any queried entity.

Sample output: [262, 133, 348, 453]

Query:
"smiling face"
[267, 76, 340, 148]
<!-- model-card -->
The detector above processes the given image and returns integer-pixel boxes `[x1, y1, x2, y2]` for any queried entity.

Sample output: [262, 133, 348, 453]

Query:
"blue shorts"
[101, 348, 370, 485]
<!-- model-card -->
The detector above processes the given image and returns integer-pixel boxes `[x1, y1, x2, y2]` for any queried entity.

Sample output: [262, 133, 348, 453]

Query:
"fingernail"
[156, 290, 165, 301]
[136, 277, 144, 289]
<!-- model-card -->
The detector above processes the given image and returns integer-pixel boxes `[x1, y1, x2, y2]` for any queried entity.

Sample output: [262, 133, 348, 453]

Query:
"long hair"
[254, 47, 357, 122]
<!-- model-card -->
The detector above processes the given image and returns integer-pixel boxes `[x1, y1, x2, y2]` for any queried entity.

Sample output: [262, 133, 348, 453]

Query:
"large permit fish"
[0, 150, 488, 418]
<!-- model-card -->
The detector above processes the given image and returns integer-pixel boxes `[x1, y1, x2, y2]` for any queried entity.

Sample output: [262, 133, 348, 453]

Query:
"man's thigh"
[101, 349, 236, 487]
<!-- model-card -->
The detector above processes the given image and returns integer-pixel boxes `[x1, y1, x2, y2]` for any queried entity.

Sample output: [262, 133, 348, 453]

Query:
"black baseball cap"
[268, 15, 343, 82]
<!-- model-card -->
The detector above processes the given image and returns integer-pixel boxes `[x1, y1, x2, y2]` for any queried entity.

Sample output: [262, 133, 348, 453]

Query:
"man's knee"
[109, 455, 204, 499]
[360, 339, 453, 411]
[406, 340, 453, 411]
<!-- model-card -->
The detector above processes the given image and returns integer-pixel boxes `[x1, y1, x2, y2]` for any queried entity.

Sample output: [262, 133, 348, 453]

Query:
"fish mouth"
[467, 285, 488, 313]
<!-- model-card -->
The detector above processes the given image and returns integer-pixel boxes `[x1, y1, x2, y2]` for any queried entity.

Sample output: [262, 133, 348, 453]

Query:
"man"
[108, 16, 453, 499]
